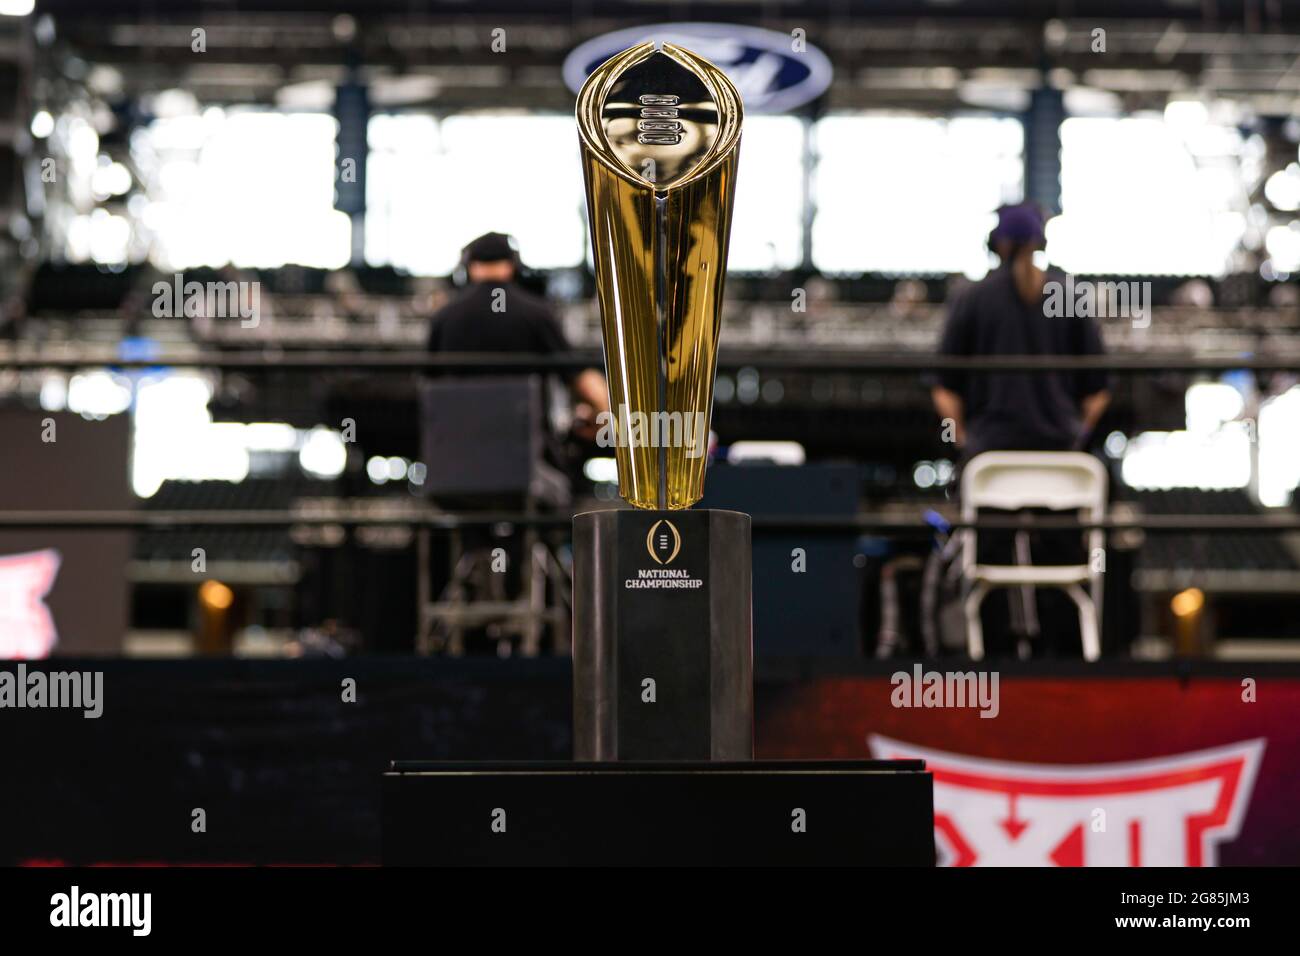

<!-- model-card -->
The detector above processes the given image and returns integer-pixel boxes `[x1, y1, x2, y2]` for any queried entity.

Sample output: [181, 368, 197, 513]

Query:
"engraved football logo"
[646, 519, 682, 565]
[636, 94, 683, 145]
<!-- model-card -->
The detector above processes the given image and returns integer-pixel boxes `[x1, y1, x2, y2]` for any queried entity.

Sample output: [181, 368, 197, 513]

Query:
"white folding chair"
[961, 451, 1106, 661]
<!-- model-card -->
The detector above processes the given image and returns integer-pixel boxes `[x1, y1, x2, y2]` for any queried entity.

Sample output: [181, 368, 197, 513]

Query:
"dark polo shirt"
[934, 265, 1110, 458]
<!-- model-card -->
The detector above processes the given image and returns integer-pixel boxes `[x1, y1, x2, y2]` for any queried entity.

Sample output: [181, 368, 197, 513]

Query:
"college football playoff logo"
[646, 519, 682, 565]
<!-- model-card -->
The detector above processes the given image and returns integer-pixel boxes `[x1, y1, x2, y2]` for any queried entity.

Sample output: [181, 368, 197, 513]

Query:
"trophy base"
[572, 508, 752, 761]
[382, 760, 934, 866]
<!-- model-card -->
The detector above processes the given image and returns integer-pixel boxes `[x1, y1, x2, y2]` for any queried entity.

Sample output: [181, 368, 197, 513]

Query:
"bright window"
[366, 113, 805, 274]
[730, 116, 805, 271]
[366, 113, 586, 274]
[1259, 386, 1300, 507]
[140, 110, 350, 270]
[811, 114, 1023, 276]
[1121, 382, 1253, 492]
[1050, 115, 1247, 276]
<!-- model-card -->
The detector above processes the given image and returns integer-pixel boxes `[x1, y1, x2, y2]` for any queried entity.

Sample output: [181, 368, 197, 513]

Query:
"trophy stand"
[572, 508, 751, 760]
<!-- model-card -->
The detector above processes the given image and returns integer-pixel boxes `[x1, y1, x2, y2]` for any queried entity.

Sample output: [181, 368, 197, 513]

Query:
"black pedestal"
[382, 760, 935, 866]
[572, 509, 752, 761]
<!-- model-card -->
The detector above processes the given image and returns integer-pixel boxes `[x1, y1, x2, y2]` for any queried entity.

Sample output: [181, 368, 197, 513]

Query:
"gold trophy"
[384, 42, 933, 865]
[576, 40, 742, 510]
[572, 43, 751, 762]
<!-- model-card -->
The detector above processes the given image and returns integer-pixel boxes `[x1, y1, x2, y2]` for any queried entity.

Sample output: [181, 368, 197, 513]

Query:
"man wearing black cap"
[427, 232, 608, 424]
[930, 203, 1111, 658]
[421, 233, 608, 653]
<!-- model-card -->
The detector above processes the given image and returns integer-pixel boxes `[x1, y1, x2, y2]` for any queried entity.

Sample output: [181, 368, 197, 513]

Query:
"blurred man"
[931, 203, 1110, 457]
[930, 203, 1111, 657]
[427, 231, 608, 428]
[423, 233, 609, 654]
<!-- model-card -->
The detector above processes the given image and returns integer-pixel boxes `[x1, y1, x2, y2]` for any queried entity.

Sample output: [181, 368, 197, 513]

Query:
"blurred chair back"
[416, 374, 570, 657]
[423, 374, 540, 496]
[961, 451, 1107, 518]
[419, 375, 545, 500]
[960, 451, 1107, 661]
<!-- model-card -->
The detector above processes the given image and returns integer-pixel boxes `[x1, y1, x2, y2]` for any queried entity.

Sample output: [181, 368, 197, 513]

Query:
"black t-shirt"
[425, 280, 574, 467]
[427, 280, 570, 371]
[934, 266, 1110, 458]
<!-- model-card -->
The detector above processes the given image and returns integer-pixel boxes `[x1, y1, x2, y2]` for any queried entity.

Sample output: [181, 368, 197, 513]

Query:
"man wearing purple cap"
[930, 202, 1110, 457]
[930, 203, 1111, 657]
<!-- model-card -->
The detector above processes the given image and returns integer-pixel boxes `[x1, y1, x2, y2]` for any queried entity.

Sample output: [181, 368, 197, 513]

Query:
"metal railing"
[2, 348, 1300, 373]
[0, 509, 1296, 535]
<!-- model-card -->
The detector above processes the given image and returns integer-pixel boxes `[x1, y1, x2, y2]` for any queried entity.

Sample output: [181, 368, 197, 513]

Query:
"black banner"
[0, 866, 1282, 942]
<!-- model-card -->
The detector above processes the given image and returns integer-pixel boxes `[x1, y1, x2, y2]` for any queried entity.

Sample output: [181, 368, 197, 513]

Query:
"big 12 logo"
[870, 735, 1263, 866]
[0, 549, 62, 659]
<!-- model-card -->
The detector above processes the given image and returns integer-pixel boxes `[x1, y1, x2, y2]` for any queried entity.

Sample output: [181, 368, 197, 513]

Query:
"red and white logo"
[870, 735, 1264, 867]
[0, 549, 62, 659]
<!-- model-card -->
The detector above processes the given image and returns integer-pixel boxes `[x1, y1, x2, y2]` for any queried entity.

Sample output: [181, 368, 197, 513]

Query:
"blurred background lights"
[30, 109, 53, 138]
[298, 428, 347, 479]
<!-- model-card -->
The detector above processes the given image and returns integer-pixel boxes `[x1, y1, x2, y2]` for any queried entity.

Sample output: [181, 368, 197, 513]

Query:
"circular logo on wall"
[564, 23, 832, 114]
